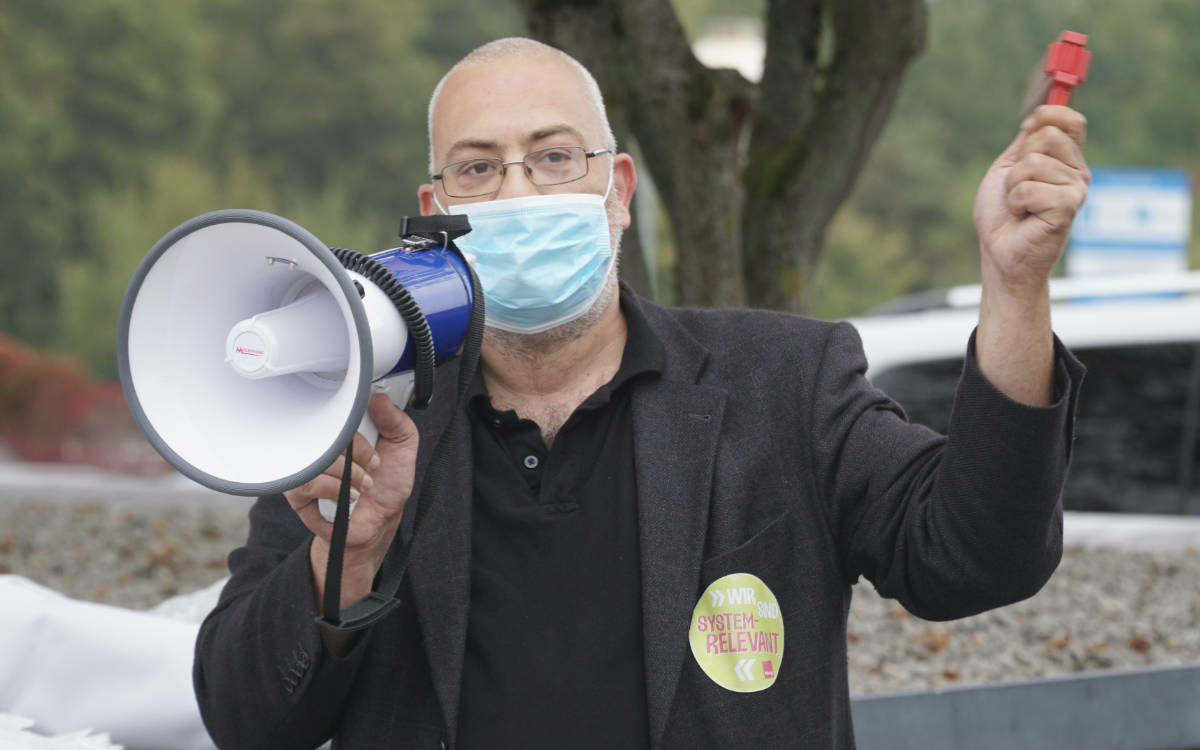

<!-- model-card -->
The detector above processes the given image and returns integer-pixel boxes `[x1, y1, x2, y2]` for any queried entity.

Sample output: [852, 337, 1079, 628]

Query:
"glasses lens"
[526, 146, 587, 186]
[444, 158, 503, 197]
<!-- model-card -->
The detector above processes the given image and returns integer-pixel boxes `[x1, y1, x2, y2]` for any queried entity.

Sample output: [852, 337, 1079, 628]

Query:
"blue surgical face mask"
[436, 171, 614, 334]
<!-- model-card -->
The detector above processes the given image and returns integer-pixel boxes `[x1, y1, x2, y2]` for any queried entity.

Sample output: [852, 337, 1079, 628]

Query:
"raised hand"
[973, 105, 1090, 293]
[971, 105, 1089, 406]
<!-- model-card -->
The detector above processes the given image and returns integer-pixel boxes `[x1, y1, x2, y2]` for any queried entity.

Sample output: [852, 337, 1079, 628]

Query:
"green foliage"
[815, 0, 1200, 318]
[3, 0, 1197, 372]
[810, 205, 923, 320]
[60, 158, 267, 378]
[0, 0, 520, 376]
[0, 1, 217, 343]
[200, 0, 436, 220]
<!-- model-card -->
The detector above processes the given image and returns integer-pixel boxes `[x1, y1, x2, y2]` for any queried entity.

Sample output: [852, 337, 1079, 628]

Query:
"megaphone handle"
[316, 409, 373, 523]
[317, 373, 415, 522]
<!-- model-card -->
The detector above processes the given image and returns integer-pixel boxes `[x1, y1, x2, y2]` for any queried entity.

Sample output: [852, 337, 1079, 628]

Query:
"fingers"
[1004, 151, 1089, 195]
[283, 397, 416, 543]
[1021, 104, 1087, 147]
[1016, 124, 1088, 174]
[284, 470, 362, 512]
[364, 394, 419, 511]
[350, 431, 378, 473]
[369, 393, 419, 448]
[283, 432, 379, 519]
[1004, 105, 1089, 225]
[285, 478, 353, 539]
[1007, 181, 1083, 229]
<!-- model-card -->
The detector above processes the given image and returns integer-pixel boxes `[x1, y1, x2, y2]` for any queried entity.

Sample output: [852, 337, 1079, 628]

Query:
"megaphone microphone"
[118, 209, 475, 517]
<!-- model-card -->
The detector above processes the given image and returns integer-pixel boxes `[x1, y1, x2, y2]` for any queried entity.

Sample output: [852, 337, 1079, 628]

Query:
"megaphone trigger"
[376, 370, 417, 410]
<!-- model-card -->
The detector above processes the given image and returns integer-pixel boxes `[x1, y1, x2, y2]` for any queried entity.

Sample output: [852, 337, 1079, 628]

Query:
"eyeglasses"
[432, 146, 612, 199]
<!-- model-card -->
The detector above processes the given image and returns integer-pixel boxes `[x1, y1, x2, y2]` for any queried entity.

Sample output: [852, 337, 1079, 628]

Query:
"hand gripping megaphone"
[118, 209, 482, 629]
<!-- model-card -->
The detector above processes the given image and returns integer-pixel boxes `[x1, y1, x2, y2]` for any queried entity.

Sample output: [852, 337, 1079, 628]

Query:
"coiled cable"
[330, 247, 436, 409]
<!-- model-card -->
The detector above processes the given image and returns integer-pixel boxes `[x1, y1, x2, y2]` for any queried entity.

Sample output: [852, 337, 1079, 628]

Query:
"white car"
[849, 271, 1200, 517]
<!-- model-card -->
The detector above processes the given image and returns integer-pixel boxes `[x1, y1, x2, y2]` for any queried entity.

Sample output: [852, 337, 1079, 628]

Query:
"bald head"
[417, 38, 639, 352]
[426, 37, 617, 175]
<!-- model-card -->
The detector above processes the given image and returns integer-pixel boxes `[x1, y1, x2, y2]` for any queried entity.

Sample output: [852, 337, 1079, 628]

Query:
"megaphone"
[118, 209, 477, 521]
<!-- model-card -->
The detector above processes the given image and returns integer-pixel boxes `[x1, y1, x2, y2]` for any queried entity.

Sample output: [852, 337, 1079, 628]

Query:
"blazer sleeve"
[811, 322, 1085, 620]
[193, 493, 374, 750]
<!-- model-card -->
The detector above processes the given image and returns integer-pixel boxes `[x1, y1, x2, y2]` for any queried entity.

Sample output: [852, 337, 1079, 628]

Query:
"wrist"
[309, 536, 385, 610]
[979, 251, 1052, 304]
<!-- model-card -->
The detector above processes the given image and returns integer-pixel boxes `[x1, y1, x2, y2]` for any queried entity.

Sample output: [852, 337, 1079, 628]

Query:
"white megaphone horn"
[118, 209, 477, 521]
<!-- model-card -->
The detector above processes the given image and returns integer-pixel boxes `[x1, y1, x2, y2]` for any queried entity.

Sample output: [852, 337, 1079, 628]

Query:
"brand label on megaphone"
[230, 331, 268, 374]
[224, 288, 351, 380]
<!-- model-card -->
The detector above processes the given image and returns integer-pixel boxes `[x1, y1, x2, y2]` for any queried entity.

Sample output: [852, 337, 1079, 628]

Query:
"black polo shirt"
[457, 289, 666, 750]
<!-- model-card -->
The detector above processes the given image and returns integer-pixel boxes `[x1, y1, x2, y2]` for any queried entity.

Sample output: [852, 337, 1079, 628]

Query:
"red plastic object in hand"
[1044, 30, 1091, 105]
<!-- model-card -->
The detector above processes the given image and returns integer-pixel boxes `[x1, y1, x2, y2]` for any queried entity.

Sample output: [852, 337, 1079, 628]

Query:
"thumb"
[994, 126, 1028, 169]
[368, 392, 418, 445]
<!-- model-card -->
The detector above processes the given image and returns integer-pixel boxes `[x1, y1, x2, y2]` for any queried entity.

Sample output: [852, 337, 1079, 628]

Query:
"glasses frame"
[432, 146, 613, 199]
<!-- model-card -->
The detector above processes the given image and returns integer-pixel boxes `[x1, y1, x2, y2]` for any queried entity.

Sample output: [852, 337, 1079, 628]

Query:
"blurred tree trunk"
[515, 0, 925, 312]
[608, 114, 652, 298]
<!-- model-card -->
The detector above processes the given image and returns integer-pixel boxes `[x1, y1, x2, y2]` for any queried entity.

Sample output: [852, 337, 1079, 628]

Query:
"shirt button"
[523, 454, 540, 470]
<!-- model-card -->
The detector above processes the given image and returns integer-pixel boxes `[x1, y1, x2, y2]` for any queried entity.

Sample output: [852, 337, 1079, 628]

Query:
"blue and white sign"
[1068, 167, 1192, 276]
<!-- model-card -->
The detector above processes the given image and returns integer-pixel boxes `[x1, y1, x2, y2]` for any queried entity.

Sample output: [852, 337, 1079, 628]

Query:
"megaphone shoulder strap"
[317, 236, 484, 633]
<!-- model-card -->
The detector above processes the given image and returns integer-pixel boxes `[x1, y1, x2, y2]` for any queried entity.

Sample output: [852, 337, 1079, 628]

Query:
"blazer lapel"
[402, 362, 473, 745]
[632, 302, 727, 748]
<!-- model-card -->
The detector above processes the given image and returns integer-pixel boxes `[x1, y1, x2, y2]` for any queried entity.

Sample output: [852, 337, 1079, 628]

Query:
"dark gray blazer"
[194, 289, 1083, 749]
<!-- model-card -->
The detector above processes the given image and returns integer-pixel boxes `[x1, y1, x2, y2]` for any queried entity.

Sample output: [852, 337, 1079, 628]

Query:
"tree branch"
[751, 0, 824, 187]
[743, 0, 925, 309]
[517, 0, 756, 305]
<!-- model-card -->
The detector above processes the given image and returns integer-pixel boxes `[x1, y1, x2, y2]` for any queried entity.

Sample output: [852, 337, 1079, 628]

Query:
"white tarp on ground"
[0, 713, 121, 749]
[0, 576, 217, 750]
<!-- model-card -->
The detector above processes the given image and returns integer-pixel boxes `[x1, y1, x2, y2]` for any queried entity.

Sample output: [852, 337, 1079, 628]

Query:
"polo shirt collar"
[468, 282, 666, 416]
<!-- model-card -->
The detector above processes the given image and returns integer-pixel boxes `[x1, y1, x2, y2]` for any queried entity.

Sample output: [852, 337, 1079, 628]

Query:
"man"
[195, 37, 1088, 749]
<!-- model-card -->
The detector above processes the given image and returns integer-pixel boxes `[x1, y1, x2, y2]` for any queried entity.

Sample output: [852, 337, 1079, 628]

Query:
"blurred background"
[1, 4, 1199, 743]
[1, 0, 1197, 471]
[1, 1, 1195, 340]
[0, 0, 1194, 540]
[0, 0, 1196, 469]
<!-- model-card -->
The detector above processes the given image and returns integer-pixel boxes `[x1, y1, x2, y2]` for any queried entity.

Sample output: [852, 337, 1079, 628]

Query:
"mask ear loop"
[432, 189, 449, 216]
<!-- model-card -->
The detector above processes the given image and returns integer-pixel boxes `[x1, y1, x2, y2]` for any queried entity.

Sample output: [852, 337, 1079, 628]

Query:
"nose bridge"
[495, 158, 537, 199]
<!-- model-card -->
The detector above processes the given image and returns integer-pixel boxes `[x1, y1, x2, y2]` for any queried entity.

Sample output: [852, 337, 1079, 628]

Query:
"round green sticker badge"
[689, 572, 784, 692]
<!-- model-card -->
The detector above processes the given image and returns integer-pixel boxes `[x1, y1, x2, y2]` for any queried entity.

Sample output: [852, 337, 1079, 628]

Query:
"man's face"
[418, 54, 634, 227]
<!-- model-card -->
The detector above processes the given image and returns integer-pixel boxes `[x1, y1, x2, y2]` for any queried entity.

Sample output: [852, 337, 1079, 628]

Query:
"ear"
[612, 153, 638, 231]
[418, 183, 437, 216]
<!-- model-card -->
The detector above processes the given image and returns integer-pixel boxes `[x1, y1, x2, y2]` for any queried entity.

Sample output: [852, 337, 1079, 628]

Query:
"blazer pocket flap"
[699, 509, 791, 582]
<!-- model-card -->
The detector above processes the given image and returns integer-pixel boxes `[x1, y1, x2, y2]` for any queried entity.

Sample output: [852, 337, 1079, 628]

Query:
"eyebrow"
[443, 138, 503, 164]
[442, 124, 590, 166]
[527, 124, 587, 145]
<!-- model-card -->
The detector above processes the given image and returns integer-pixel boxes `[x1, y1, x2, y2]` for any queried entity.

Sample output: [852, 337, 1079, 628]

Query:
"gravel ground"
[0, 500, 248, 611]
[2, 497, 1198, 695]
[848, 546, 1200, 694]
